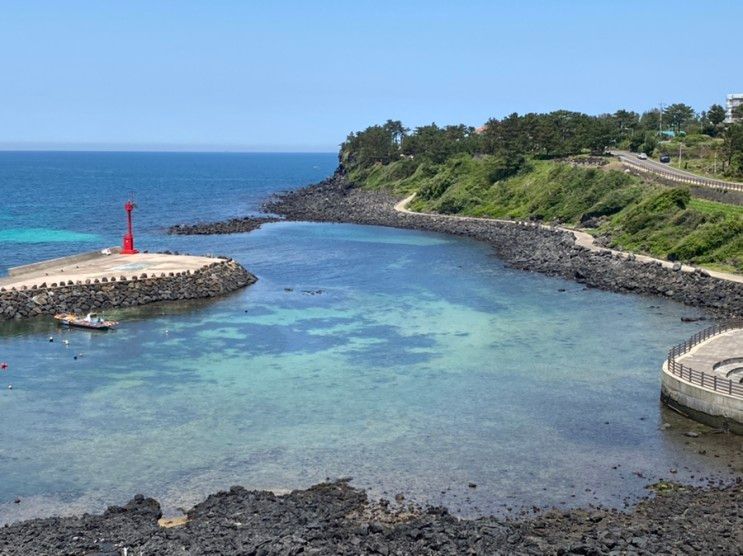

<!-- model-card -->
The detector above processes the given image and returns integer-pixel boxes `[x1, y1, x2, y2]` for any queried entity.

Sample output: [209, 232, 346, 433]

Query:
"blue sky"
[0, 0, 740, 152]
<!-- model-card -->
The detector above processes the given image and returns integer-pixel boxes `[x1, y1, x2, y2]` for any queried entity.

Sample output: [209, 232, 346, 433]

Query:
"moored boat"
[54, 312, 118, 330]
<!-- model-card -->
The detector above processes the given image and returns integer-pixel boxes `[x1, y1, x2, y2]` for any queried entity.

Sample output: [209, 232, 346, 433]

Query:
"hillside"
[349, 155, 743, 273]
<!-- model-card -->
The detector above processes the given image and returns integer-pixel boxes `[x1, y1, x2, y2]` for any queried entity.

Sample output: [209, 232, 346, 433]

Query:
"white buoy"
[63, 340, 70, 346]
[7, 385, 12, 390]
[49, 336, 54, 342]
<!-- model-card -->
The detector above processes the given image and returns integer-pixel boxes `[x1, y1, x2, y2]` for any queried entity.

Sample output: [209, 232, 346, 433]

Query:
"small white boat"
[54, 312, 118, 330]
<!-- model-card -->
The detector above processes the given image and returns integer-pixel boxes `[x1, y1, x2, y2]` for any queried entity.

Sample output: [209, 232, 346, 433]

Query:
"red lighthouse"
[121, 199, 139, 255]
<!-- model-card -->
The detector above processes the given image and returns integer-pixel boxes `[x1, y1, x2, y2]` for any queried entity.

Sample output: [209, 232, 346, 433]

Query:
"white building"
[725, 93, 743, 123]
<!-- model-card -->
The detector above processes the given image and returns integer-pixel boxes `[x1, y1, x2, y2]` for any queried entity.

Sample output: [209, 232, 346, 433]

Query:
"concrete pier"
[1, 249, 225, 289]
[0, 249, 256, 320]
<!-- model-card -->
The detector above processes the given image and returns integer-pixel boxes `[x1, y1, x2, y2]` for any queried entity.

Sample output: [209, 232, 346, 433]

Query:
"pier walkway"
[0, 251, 220, 290]
[675, 329, 743, 383]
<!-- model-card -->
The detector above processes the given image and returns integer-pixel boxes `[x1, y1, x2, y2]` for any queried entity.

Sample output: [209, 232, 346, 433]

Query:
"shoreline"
[394, 193, 743, 286]
[3, 177, 741, 551]
[1, 479, 740, 554]
[262, 172, 743, 317]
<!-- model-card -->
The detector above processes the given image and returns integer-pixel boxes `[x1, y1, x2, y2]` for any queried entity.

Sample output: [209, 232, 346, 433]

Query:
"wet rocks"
[264, 173, 743, 316]
[168, 216, 280, 235]
[0, 259, 257, 321]
[0, 480, 740, 555]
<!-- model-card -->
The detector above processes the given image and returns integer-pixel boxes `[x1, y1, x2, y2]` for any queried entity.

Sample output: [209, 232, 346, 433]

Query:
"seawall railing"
[620, 157, 743, 192]
[667, 322, 743, 398]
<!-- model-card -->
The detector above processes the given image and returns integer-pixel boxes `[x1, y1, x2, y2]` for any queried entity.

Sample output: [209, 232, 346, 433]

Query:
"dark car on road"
[660, 154, 671, 163]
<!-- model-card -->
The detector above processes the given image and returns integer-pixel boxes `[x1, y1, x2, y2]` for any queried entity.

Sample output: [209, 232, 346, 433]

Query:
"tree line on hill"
[341, 102, 743, 178]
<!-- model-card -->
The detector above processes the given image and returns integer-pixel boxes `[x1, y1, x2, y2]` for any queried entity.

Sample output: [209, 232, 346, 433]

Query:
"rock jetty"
[0, 258, 255, 321]
[266, 173, 743, 316]
[1, 479, 740, 555]
[168, 216, 280, 235]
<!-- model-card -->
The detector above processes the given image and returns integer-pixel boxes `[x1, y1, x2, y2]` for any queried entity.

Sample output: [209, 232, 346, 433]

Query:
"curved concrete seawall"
[0, 255, 256, 321]
[661, 326, 743, 434]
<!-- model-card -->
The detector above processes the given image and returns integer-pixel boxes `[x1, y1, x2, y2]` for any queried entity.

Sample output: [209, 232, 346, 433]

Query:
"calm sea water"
[0, 151, 336, 272]
[0, 152, 740, 524]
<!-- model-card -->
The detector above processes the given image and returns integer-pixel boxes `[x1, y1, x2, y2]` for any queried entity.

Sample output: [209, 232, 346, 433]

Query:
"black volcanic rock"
[264, 172, 743, 316]
[168, 216, 280, 235]
[0, 480, 740, 555]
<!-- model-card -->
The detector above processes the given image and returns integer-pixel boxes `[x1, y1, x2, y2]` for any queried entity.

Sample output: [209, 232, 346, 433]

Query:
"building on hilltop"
[725, 93, 743, 123]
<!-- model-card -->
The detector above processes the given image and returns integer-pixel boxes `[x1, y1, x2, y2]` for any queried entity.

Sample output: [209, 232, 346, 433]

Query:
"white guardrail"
[619, 157, 743, 192]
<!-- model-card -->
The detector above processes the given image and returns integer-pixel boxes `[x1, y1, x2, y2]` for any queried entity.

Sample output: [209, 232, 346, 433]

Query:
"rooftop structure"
[725, 93, 743, 123]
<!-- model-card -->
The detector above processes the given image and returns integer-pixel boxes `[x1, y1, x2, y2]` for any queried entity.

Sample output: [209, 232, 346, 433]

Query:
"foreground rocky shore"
[1, 480, 740, 555]
[264, 173, 743, 316]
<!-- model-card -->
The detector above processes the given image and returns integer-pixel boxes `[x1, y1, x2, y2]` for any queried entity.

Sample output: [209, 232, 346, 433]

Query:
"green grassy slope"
[350, 155, 743, 273]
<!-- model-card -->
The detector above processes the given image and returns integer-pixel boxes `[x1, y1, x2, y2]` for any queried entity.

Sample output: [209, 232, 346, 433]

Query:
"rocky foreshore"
[0, 258, 256, 321]
[265, 173, 743, 316]
[168, 216, 280, 235]
[1, 479, 740, 555]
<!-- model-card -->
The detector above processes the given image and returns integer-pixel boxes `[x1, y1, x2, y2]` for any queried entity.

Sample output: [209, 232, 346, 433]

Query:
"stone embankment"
[168, 216, 280, 235]
[265, 172, 743, 316]
[1, 479, 740, 555]
[0, 258, 255, 321]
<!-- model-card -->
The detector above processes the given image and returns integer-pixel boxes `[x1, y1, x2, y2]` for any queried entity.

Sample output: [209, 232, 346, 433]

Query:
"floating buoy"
[7, 385, 12, 390]
[0, 362, 7, 370]
[63, 340, 70, 346]
[49, 336, 54, 342]
[73, 356, 78, 360]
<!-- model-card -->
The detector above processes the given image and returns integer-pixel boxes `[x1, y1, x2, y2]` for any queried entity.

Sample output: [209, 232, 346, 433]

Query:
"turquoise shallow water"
[0, 228, 100, 244]
[0, 153, 740, 524]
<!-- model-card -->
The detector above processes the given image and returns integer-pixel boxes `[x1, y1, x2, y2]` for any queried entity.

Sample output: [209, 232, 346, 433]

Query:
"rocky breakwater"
[1, 480, 740, 555]
[168, 216, 280, 235]
[266, 173, 743, 316]
[0, 258, 256, 321]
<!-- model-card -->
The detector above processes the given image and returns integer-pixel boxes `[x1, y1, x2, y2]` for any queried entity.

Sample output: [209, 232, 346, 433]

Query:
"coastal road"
[609, 150, 743, 192]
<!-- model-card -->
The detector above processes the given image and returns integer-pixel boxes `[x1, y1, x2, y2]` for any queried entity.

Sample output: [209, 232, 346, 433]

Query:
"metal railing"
[667, 321, 743, 398]
[620, 158, 743, 192]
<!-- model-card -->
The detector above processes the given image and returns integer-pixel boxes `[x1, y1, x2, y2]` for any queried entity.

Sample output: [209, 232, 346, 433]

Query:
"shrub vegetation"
[339, 106, 743, 272]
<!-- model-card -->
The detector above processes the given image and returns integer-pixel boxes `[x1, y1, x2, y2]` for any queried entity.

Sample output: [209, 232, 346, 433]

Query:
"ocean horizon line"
[0, 144, 337, 155]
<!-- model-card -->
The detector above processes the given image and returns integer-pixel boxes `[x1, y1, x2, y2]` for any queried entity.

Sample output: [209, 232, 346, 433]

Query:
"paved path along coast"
[394, 194, 743, 285]
[0, 249, 256, 320]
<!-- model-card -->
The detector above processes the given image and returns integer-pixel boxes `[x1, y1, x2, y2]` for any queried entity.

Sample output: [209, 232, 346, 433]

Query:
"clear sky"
[1, 0, 740, 152]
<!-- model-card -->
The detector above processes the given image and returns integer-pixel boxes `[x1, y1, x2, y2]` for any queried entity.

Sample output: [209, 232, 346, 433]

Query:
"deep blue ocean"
[0, 152, 739, 524]
[0, 151, 336, 272]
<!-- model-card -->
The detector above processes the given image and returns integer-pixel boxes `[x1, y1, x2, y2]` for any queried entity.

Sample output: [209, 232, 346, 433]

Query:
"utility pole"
[678, 141, 682, 165]
[659, 102, 665, 135]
